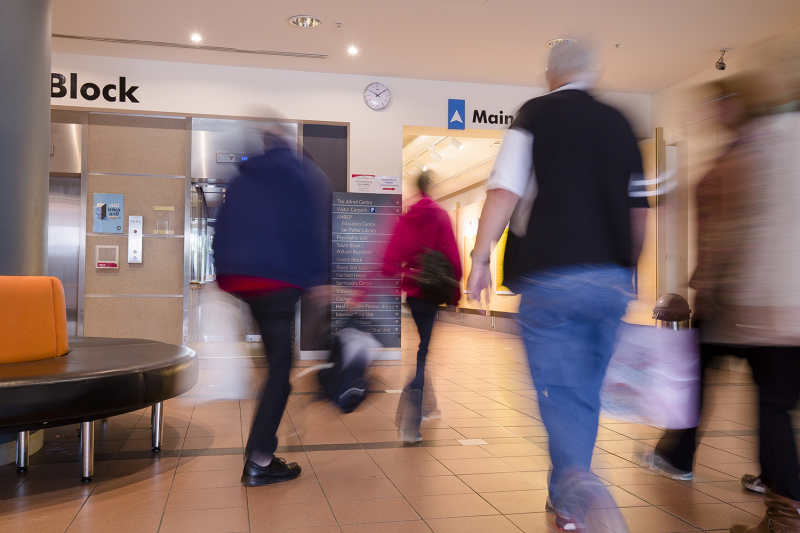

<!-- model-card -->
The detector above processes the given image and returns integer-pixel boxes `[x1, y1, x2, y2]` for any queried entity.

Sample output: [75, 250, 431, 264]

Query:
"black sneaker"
[241, 457, 301, 487]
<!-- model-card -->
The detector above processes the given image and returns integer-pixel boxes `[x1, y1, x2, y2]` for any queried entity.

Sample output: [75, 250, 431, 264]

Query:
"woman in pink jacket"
[382, 172, 462, 443]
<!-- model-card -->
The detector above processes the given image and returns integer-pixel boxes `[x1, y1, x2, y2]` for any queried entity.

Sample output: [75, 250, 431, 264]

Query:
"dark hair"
[417, 171, 434, 196]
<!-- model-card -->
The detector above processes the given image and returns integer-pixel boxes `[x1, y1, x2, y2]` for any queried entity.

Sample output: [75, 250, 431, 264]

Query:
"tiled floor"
[0, 317, 774, 532]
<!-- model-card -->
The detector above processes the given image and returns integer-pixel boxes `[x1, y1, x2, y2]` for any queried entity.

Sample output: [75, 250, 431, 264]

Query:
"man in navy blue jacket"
[214, 129, 331, 486]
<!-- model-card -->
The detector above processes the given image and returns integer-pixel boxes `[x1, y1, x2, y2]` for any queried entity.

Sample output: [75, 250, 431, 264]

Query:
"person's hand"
[466, 263, 492, 306]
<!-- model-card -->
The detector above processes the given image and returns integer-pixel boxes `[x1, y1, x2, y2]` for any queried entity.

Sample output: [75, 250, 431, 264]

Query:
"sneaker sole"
[742, 483, 766, 494]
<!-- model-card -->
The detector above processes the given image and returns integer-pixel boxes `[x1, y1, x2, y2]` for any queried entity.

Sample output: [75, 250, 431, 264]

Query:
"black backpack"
[415, 248, 459, 306]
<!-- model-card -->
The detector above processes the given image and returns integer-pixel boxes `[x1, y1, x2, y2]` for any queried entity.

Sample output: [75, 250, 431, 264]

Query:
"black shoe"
[241, 457, 301, 487]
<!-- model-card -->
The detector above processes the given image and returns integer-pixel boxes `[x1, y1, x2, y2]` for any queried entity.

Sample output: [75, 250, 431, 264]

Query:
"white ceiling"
[52, 0, 800, 94]
[401, 132, 503, 204]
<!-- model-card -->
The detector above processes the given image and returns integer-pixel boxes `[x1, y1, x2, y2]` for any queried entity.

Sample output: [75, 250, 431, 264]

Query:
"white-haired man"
[467, 39, 648, 531]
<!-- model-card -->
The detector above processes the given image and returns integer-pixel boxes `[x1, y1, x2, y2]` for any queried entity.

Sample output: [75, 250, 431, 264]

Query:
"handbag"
[601, 323, 701, 429]
[414, 248, 459, 306]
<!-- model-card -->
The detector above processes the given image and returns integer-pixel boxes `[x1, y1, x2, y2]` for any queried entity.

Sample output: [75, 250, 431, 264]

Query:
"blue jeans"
[509, 264, 633, 506]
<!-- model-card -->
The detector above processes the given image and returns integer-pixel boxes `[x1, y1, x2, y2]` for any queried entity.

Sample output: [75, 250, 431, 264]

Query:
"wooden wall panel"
[86, 174, 185, 235]
[84, 297, 183, 345]
[85, 235, 184, 295]
[88, 114, 186, 176]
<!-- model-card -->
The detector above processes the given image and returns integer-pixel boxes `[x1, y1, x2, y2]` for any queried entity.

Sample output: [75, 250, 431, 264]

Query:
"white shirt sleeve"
[487, 128, 535, 198]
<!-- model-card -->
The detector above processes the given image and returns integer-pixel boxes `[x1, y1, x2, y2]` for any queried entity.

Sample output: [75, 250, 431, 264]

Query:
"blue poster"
[448, 99, 466, 130]
[93, 193, 124, 233]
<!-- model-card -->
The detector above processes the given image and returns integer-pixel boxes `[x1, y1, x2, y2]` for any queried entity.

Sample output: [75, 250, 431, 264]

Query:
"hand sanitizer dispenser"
[128, 216, 143, 263]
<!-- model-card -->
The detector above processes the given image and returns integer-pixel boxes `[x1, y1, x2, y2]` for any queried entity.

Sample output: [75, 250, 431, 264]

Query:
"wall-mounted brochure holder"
[128, 216, 143, 263]
[153, 206, 175, 234]
[95, 245, 119, 268]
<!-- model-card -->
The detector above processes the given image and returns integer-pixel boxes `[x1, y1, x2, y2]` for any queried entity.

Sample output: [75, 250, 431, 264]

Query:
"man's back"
[505, 89, 644, 278]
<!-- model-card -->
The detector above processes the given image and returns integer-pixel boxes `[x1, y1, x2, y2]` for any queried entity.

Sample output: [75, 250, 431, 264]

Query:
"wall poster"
[495, 227, 514, 295]
[92, 193, 124, 234]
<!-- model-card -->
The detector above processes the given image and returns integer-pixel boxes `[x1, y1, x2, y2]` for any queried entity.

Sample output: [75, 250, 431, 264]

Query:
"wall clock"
[363, 82, 392, 111]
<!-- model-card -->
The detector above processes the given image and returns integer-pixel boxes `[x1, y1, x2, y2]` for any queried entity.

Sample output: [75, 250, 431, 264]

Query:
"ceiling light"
[415, 160, 427, 171]
[545, 38, 577, 48]
[191, 33, 202, 43]
[450, 138, 463, 151]
[288, 15, 322, 28]
[430, 149, 442, 162]
[348, 46, 359, 55]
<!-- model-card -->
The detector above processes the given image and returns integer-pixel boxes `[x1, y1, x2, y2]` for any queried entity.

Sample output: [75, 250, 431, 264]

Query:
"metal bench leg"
[16, 431, 29, 472]
[151, 402, 163, 452]
[80, 421, 94, 482]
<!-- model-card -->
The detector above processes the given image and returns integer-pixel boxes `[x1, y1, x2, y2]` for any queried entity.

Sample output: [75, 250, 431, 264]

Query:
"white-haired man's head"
[545, 39, 602, 92]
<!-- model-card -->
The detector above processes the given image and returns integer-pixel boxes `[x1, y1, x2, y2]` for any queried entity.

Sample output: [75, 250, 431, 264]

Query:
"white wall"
[52, 53, 651, 178]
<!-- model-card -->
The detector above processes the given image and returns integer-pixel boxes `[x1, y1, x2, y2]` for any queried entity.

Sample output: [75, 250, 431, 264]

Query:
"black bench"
[0, 337, 198, 481]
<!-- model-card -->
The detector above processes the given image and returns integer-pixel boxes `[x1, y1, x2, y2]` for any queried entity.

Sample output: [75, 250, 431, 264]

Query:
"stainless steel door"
[48, 176, 81, 336]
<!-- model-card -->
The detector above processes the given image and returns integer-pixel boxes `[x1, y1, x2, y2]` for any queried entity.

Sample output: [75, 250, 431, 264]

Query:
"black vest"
[504, 90, 646, 278]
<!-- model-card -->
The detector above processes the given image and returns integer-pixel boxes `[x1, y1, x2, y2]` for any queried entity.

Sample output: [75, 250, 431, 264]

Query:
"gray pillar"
[0, 0, 52, 276]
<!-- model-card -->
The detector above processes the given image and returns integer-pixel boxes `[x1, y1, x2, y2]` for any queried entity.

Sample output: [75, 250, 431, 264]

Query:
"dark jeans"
[406, 297, 437, 391]
[244, 288, 303, 460]
[746, 346, 800, 501]
[655, 341, 741, 472]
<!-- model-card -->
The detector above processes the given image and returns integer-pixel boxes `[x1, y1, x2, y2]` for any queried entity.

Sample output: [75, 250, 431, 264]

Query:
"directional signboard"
[332, 192, 402, 348]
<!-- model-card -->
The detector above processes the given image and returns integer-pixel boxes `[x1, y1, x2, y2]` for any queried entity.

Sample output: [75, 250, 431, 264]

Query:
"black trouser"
[406, 297, 437, 391]
[745, 346, 800, 501]
[655, 342, 744, 472]
[244, 288, 303, 460]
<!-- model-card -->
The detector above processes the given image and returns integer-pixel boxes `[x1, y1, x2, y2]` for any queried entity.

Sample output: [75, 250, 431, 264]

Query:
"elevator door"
[48, 176, 81, 336]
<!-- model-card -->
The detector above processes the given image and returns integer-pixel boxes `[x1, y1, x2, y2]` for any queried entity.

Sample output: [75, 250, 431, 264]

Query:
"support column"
[0, 0, 52, 275]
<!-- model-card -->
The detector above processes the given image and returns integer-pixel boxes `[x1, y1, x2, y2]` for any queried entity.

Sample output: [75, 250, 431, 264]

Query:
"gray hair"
[547, 39, 601, 84]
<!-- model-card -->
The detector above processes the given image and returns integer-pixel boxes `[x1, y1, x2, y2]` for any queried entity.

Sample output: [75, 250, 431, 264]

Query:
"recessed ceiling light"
[191, 33, 202, 43]
[545, 38, 576, 48]
[288, 15, 322, 28]
[348, 46, 359, 55]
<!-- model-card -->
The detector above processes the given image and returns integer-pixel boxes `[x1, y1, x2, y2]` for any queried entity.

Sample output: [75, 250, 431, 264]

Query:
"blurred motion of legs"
[396, 297, 438, 444]
[550, 469, 630, 533]
[513, 265, 632, 532]
[240, 288, 304, 486]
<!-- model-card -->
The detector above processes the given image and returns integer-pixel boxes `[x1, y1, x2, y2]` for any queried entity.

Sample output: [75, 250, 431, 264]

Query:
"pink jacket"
[382, 196, 462, 306]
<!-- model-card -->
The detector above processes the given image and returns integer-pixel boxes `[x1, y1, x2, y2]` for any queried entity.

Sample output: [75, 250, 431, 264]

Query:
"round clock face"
[363, 82, 392, 110]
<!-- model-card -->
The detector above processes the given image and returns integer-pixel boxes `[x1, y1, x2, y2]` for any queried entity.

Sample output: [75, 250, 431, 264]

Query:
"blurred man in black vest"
[467, 39, 648, 532]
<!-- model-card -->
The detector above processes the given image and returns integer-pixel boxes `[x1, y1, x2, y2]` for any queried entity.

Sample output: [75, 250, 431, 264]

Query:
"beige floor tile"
[320, 477, 402, 500]
[166, 486, 247, 511]
[481, 489, 549, 515]
[424, 446, 493, 460]
[438, 457, 517, 475]
[658, 503, 762, 531]
[406, 493, 500, 519]
[78, 490, 168, 516]
[379, 460, 452, 479]
[499, 455, 552, 472]
[690, 481, 766, 503]
[306, 449, 373, 466]
[617, 506, 701, 533]
[170, 469, 243, 490]
[367, 447, 435, 463]
[0, 496, 85, 524]
[459, 472, 544, 493]
[176, 455, 244, 473]
[426, 514, 524, 533]
[247, 481, 327, 505]
[66, 512, 162, 533]
[330, 497, 419, 524]
[391, 475, 475, 497]
[341, 521, 432, 533]
[159, 507, 250, 533]
[248, 501, 337, 530]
